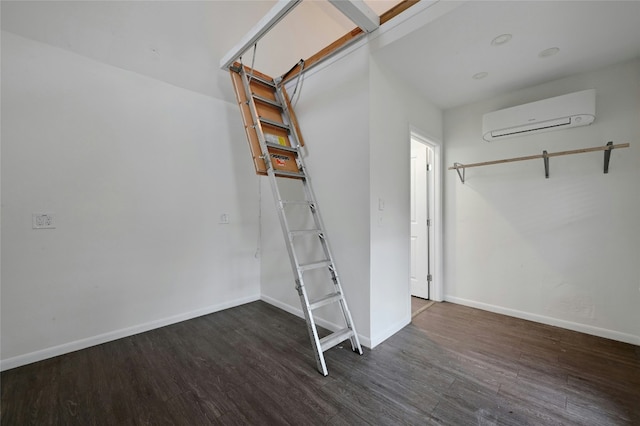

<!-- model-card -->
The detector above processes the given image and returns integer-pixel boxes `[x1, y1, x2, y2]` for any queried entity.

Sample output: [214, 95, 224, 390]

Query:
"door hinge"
[427, 219, 432, 226]
[427, 274, 432, 282]
[426, 164, 432, 171]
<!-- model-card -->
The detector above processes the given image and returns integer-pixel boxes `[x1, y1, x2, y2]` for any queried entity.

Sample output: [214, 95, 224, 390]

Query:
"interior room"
[2, 0, 639, 423]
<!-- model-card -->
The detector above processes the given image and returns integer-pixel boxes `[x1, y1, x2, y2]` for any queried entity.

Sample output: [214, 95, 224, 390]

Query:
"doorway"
[410, 131, 441, 315]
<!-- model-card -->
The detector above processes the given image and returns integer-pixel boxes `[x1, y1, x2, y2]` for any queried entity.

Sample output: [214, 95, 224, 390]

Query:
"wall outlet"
[33, 213, 56, 229]
[219, 213, 229, 224]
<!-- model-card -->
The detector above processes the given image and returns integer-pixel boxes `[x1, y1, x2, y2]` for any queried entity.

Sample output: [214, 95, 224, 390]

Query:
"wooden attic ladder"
[229, 63, 362, 376]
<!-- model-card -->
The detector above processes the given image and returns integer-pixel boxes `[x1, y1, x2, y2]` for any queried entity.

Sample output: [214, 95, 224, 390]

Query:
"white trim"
[445, 296, 640, 346]
[219, 0, 302, 70]
[410, 127, 444, 302]
[0, 294, 261, 372]
[260, 294, 372, 348]
[328, 0, 380, 33]
[369, 315, 411, 348]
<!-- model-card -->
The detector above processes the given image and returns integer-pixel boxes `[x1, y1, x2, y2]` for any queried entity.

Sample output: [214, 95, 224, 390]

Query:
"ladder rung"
[274, 170, 306, 179]
[266, 142, 297, 153]
[253, 93, 282, 109]
[309, 292, 343, 310]
[320, 328, 354, 352]
[248, 74, 276, 88]
[289, 229, 322, 237]
[281, 200, 312, 206]
[298, 260, 331, 272]
[259, 117, 290, 131]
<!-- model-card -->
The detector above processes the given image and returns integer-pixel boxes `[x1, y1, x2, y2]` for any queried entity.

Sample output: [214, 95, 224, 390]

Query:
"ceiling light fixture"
[539, 47, 560, 58]
[491, 34, 512, 46]
[473, 72, 488, 80]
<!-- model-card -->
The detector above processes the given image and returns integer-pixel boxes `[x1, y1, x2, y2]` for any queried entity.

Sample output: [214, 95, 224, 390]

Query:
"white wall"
[368, 55, 443, 346]
[259, 44, 373, 345]
[443, 59, 640, 344]
[1, 32, 261, 369]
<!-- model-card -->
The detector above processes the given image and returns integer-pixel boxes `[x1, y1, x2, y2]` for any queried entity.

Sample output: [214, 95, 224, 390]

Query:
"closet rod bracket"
[543, 150, 549, 179]
[603, 141, 613, 174]
[454, 163, 465, 184]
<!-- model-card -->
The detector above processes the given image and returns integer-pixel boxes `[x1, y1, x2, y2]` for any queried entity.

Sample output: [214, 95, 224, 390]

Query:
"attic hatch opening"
[220, 0, 416, 83]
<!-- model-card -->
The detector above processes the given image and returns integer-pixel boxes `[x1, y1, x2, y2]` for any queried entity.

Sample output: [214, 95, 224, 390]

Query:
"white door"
[411, 139, 429, 299]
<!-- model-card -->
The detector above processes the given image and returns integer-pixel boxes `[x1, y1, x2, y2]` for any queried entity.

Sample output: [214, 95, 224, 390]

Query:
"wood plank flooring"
[411, 296, 435, 318]
[2, 301, 639, 425]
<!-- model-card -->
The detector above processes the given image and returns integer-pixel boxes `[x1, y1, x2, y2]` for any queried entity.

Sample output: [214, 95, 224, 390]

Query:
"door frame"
[410, 127, 443, 302]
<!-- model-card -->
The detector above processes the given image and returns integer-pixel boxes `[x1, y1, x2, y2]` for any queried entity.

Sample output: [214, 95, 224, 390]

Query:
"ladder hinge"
[427, 274, 432, 282]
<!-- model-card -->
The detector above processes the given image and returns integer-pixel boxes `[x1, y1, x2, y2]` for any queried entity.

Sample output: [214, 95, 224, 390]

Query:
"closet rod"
[449, 143, 629, 170]
[449, 142, 630, 183]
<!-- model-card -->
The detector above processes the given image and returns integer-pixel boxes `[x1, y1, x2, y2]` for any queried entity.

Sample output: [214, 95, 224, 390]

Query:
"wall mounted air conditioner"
[482, 89, 595, 142]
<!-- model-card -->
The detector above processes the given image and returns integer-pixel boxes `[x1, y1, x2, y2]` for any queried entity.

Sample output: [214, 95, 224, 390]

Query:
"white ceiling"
[2, 1, 639, 110]
[1, 1, 364, 102]
[375, 0, 640, 109]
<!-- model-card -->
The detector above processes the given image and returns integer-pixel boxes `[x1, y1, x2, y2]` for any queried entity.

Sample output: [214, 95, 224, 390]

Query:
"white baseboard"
[369, 315, 411, 349]
[260, 295, 372, 348]
[0, 294, 261, 372]
[444, 296, 640, 346]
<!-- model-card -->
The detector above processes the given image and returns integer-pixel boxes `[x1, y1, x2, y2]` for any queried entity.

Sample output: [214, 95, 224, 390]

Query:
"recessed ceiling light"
[491, 34, 512, 46]
[539, 47, 560, 58]
[473, 72, 488, 80]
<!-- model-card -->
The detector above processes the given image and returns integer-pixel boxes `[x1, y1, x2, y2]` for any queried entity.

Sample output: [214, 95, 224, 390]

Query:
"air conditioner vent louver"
[482, 90, 595, 142]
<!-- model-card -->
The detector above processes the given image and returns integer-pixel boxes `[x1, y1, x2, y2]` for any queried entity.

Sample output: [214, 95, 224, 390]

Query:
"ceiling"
[375, 0, 640, 109]
[2, 1, 640, 110]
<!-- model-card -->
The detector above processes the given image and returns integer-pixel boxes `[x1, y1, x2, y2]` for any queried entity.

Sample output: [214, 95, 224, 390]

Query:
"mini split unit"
[482, 89, 596, 142]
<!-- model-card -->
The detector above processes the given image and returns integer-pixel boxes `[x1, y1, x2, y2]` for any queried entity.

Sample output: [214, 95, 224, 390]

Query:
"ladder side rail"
[240, 66, 328, 374]
[238, 66, 304, 284]
[275, 84, 304, 149]
[238, 66, 277, 176]
[273, 89, 362, 355]
[272, 84, 336, 283]
[291, 270, 329, 375]
[264, 168, 328, 375]
[274, 85, 363, 355]
[301, 173, 362, 355]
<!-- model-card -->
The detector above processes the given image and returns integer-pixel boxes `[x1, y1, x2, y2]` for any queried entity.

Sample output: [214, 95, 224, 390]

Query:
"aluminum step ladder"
[229, 63, 362, 376]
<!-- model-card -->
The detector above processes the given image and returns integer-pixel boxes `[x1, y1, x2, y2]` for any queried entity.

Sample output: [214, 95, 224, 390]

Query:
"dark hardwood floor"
[2, 301, 639, 425]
